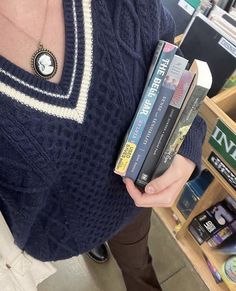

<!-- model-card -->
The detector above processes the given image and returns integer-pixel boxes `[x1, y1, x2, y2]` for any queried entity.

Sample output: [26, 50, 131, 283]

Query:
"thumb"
[145, 162, 180, 194]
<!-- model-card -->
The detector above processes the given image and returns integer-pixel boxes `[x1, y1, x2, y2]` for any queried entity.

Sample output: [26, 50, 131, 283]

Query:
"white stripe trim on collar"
[0, 0, 93, 124]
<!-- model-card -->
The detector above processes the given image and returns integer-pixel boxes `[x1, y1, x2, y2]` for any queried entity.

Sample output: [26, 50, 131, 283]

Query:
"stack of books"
[114, 40, 212, 190]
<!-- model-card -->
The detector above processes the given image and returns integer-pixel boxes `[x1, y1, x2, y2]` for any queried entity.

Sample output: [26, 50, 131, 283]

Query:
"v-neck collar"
[0, 0, 93, 124]
[0, 0, 84, 100]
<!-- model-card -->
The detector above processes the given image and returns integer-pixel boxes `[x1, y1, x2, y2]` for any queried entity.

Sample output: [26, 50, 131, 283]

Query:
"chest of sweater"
[0, 0, 158, 191]
[0, 0, 176, 261]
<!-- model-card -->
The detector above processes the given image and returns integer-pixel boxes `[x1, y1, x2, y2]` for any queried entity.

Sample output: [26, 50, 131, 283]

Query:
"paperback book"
[135, 70, 194, 187]
[114, 41, 178, 176]
[126, 55, 188, 181]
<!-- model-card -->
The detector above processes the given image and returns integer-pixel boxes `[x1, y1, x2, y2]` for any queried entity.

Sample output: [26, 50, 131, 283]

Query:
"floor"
[38, 211, 209, 291]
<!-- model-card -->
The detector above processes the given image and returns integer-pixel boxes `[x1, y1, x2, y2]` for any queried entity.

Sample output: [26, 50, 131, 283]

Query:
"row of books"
[114, 40, 212, 190]
[189, 195, 236, 254]
[179, 6, 236, 97]
[162, 0, 236, 37]
[202, 0, 236, 14]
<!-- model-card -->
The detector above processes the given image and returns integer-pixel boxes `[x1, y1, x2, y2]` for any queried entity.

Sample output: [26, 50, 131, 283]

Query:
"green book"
[186, 0, 200, 9]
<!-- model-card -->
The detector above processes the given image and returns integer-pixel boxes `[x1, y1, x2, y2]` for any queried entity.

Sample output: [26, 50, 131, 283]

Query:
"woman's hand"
[124, 154, 195, 208]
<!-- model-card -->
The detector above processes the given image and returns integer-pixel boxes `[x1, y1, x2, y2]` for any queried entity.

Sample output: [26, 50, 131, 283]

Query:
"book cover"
[126, 55, 188, 181]
[208, 222, 236, 247]
[216, 232, 236, 254]
[114, 41, 177, 176]
[136, 70, 194, 188]
[151, 59, 212, 180]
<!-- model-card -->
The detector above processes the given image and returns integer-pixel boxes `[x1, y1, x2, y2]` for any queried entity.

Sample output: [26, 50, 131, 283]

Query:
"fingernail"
[146, 185, 155, 194]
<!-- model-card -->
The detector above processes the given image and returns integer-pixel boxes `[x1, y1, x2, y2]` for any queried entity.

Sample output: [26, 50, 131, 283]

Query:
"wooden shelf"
[175, 179, 227, 240]
[153, 85, 236, 290]
[201, 243, 236, 291]
[171, 201, 186, 225]
[198, 89, 236, 200]
[202, 157, 236, 200]
[154, 207, 230, 291]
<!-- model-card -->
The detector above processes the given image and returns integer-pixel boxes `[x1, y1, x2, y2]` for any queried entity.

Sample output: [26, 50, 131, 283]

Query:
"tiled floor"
[38, 211, 209, 291]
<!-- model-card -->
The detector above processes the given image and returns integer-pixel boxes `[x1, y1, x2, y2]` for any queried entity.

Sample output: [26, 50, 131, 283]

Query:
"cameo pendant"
[31, 43, 57, 79]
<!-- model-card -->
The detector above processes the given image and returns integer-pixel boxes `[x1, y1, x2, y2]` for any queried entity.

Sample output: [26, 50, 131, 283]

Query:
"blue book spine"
[126, 55, 188, 181]
[114, 42, 177, 176]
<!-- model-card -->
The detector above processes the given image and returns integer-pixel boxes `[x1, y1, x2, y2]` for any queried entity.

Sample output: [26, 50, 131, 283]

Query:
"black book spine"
[135, 71, 194, 190]
[135, 106, 179, 189]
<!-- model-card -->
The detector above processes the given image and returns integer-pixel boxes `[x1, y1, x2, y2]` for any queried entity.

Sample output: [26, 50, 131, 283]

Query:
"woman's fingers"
[124, 154, 196, 208]
[125, 178, 182, 208]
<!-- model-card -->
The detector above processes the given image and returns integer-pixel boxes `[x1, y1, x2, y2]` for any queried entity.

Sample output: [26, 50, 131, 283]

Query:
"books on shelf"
[180, 12, 236, 97]
[114, 40, 212, 191]
[162, 0, 199, 36]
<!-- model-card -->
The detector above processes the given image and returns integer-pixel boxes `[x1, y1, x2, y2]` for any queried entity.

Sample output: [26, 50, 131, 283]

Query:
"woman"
[0, 0, 206, 290]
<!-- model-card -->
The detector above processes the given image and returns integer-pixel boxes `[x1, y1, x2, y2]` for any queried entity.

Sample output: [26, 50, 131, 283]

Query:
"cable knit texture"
[0, 0, 206, 261]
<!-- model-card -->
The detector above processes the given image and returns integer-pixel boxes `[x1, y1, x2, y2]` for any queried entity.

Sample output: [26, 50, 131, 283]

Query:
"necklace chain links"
[0, 0, 58, 80]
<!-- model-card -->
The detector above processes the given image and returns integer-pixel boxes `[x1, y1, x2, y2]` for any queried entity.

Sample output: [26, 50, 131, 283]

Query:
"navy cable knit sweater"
[0, 0, 206, 261]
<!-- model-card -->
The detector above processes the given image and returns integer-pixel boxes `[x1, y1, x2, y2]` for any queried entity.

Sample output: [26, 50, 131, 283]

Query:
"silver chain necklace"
[0, 0, 57, 80]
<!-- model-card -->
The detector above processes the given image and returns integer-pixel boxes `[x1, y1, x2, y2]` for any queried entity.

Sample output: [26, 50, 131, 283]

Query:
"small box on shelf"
[177, 169, 214, 219]
[188, 198, 236, 244]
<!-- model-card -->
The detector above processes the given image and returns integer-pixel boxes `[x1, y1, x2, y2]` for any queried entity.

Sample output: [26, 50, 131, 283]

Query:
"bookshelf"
[154, 86, 236, 291]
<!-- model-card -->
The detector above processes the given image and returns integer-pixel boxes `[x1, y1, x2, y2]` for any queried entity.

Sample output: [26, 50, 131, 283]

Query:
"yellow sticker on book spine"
[115, 142, 136, 175]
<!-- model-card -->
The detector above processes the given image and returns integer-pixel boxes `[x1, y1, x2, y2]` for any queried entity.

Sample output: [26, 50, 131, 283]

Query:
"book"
[135, 70, 194, 188]
[177, 169, 214, 218]
[216, 232, 236, 254]
[126, 55, 188, 181]
[208, 221, 236, 247]
[189, 217, 211, 244]
[114, 41, 177, 176]
[210, 14, 236, 40]
[151, 59, 212, 180]
[180, 13, 236, 97]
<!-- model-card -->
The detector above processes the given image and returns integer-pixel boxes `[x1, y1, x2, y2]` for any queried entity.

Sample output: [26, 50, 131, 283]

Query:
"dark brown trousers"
[108, 208, 162, 291]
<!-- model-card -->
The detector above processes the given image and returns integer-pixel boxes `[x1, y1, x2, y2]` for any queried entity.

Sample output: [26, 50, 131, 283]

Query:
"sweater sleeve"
[158, 1, 176, 43]
[178, 115, 207, 180]
[157, 0, 207, 179]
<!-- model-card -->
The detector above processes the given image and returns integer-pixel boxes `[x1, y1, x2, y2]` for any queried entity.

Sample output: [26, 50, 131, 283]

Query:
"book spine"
[114, 42, 177, 176]
[113, 41, 165, 174]
[136, 71, 194, 188]
[151, 84, 210, 179]
[208, 225, 234, 247]
[126, 55, 188, 181]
